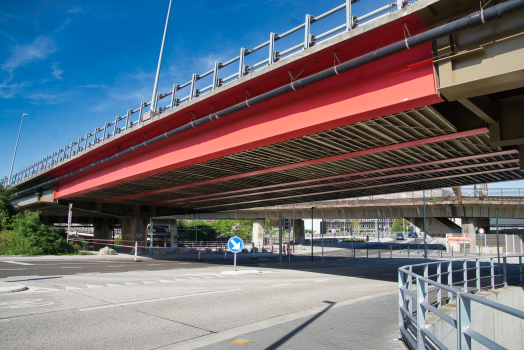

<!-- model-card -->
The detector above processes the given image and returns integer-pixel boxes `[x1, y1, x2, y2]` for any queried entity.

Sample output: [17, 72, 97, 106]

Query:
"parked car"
[407, 232, 418, 238]
[396, 233, 404, 240]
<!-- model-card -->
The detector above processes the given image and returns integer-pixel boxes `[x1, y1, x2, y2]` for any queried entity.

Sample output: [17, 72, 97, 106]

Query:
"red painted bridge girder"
[56, 43, 441, 200]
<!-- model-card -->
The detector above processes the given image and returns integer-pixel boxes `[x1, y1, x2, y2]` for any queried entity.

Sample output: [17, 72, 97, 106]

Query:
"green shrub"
[0, 211, 78, 255]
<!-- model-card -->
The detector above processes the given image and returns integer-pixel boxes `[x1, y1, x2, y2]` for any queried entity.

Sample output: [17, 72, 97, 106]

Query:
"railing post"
[269, 33, 276, 64]
[125, 110, 131, 130]
[398, 269, 404, 340]
[437, 262, 442, 308]
[448, 261, 454, 302]
[503, 257, 508, 287]
[238, 48, 246, 78]
[396, 0, 403, 11]
[416, 277, 427, 350]
[138, 102, 144, 124]
[519, 256, 524, 284]
[476, 259, 481, 292]
[170, 84, 178, 108]
[345, 0, 353, 31]
[212, 62, 220, 90]
[189, 73, 197, 100]
[304, 14, 312, 49]
[408, 266, 413, 314]
[457, 293, 472, 350]
[463, 260, 468, 292]
[490, 258, 495, 289]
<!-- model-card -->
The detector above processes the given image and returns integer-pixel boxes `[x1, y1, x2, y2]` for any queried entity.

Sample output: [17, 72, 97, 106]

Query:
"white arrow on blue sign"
[228, 236, 244, 253]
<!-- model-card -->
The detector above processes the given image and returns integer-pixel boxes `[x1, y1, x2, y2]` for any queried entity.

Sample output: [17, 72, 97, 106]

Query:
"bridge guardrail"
[9, 0, 412, 186]
[398, 256, 524, 349]
[255, 188, 524, 210]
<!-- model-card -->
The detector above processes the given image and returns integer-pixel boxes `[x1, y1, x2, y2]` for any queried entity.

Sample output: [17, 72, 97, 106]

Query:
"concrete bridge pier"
[292, 219, 305, 245]
[93, 224, 113, 251]
[252, 219, 265, 247]
[462, 218, 490, 254]
[121, 217, 149, 252]
[408, 217, 462, 238]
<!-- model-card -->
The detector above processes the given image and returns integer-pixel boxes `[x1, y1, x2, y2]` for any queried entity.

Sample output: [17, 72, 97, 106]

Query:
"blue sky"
[1, 0, 522, 190]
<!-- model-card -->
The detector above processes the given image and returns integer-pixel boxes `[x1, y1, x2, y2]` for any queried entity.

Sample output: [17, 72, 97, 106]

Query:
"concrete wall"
[426, 285, 524, 350]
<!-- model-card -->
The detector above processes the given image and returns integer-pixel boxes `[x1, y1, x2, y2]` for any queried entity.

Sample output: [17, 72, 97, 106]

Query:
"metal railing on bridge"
[398, 256, 524, 349]
[9, 0, 411, 186]
[255, 188, 524, 210]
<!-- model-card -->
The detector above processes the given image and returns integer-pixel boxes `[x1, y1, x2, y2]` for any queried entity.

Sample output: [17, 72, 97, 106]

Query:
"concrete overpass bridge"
[9, 0, 524, 246]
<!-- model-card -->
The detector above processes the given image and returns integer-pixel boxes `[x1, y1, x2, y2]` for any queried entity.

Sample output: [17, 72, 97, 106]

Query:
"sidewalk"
[168, 292, 404, 350]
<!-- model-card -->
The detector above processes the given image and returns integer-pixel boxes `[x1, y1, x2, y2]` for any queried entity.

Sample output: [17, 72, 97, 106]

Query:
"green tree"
[391, 218, 412, 232]
[0, 180, 18, 231]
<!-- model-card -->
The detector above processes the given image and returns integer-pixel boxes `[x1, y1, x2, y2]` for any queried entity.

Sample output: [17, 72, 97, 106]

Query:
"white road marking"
[159, 280, 174, 283]
[0, 299, 54, 309]
[106, 283, 121, 287]
[107, 265, 125, 268]
[86, 284, 102, 288]
[270, 283, 291, 287]
[3, 261, 33, 266]
[313, 279, 331, 282]
[65, 286, 82, 290]
[147, 264, 161, 266]
[0, 319, 9, 322]
[61, 267, 82, 269]
[1, 268, 26, 271]
[123, 282, 137, 285]
[142, 281, 156, 284]
[79, 288, 245, 311]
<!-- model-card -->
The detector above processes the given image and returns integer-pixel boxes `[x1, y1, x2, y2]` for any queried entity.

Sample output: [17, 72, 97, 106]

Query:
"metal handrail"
[9, 0, 407, 186]
[398, 256, 524, 349]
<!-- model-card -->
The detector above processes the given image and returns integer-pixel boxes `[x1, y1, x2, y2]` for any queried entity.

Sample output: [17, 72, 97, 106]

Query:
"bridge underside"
[13, 0, 524, 222]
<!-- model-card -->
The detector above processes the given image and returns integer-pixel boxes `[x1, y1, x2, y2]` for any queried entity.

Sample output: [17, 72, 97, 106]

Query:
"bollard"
[408, 245, 410, 258]
[366, 247, 369, 259]
[134, 241, 137, 262]
[452, 246, 453, 256]
[252, 246, 256, 259]
[271, 243, 274, 258]
[224, 249, 227, 260]
[390, 245, 392, 258]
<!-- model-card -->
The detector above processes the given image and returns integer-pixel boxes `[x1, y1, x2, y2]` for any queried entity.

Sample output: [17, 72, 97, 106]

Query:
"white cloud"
[0, 80, 32, 98]
[2, 36, 57, 73]
[78, 84, 106, 88]
[29, 92, 63, 105]
[51, 62, 63, 80]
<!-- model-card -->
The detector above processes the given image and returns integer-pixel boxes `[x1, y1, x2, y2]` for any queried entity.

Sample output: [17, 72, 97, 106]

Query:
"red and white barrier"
[134, 242, 137, 262]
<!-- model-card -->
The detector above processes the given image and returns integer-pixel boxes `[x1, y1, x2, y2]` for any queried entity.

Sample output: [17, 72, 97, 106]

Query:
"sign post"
[67, 203, 73, 242]
[478, 228, 485, 256]
[227, 236, 244, 271]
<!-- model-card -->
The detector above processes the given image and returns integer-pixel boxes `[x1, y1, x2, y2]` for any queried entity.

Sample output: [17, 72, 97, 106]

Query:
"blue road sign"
[228, 236, 243, 253]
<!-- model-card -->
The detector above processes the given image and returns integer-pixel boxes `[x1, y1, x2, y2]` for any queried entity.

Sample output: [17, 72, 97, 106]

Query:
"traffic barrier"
[134, 242, 137, 262]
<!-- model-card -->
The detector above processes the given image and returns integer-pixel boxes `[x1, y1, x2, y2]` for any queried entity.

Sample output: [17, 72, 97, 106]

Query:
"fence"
[398, 256, 524, 349]
[9, 0, 413, 186]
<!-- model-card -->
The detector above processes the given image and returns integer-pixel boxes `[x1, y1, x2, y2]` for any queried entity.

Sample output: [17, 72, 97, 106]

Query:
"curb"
[0, 284, 28, 294]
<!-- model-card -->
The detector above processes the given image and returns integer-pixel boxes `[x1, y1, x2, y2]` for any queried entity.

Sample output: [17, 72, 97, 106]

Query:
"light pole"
[311, 207, 316, 262]
[8, 113, 29, 185]
[423, 189, 427, 258]
[150, 0, 173, 113]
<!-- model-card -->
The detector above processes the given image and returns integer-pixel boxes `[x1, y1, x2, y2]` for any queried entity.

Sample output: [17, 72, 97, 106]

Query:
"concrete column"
[252, 219, 265, 247]
[462, 218, 490, 253]
[93, 224, 113, 251]
[121, 217, 149, 252]
[293, 219, 305, 245]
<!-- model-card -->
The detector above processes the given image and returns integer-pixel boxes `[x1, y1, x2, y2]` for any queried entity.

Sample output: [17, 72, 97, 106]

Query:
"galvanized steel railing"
[398, 256, 524, 349]
[9, 0, 410, 186]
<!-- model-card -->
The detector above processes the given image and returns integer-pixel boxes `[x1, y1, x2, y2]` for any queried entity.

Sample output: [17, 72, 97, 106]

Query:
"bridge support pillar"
[292, 219, 305, 245]
[408, 217, 461, 238]
[462, 218, 490, 253]
[252, 219, 265, 247]
[121, 217, 149, 252]
[93, 224, 113, 251]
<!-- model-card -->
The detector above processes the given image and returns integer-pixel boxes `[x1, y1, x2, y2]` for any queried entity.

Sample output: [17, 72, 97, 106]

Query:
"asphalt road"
[0, 252, 428, 349]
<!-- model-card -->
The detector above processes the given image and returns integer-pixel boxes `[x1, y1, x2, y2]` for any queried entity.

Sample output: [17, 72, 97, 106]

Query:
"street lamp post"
[8, 113, 29, 185]
[311, 207, 316, 262]
[150, 0, 173, 113]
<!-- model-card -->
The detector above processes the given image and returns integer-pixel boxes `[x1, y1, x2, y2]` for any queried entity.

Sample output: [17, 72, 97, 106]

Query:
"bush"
[0, 211, 78, 255]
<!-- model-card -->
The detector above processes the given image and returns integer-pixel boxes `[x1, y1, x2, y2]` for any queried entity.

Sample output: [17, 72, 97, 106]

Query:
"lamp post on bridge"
[8, 113, 29, 185]
[150, 0, 173, 113]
